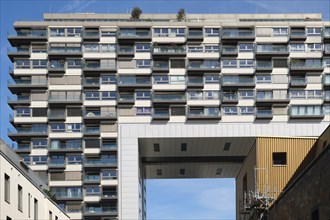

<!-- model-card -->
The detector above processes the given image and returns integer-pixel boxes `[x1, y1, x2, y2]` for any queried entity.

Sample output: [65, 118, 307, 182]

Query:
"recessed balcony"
[255, 109, 273, 119]
[153, 46, 186, 56]
[222, 29, 255, 40]
[187, 60, 220, 71]
[152, 93, 186, 104]
[152, 109, 170, 120]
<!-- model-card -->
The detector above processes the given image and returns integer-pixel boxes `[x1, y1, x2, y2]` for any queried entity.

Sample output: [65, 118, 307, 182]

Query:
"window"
[205, 45, 219, 53]
[273, 28, 288, 36]
[50, 28, 65, 37]
[15, 59, 30, 69]
[204, 28, 219, 37]
[101, 91, 116, 100]
[136, 107, 152, 116]
[32, 60, 47, 69]
[16, 107, 30, 117]
[306, 27, 322, 36]
[170, 28, 185, 37]
[153, 28, 169, 37]
[240, 106, 255, 115]
[67, 59, 82, 68]
[67, 123, 82, 132]
[84, 44, 99, 52]
[239, 90, 254, 99]
[290, 43, 305, 52]
[85, 186, 100, 196]
[170, 76, 186, 84]
[135, 43, 151, 52]
[67, 155, 82, 165]
[136, 60, 151, 68]
[51, 123, 65, 132]
[101, 44, 116, 52]
[205, 91, 219, 100]
[32, 156, 48, 165]
[101, 170, 117, 179]
[32, 139, 47, 149]
[291, 105, 322, 116]
[101, 75, 116, 84]
[49, 211, 52, 220]
[257, 91, 273, 100]
[67, 28, 82, 37]
[188, 91, 203, 100]
[223, 106, 238, 115]
[239, 59, 254, 68]
[222, 59, 237, 68]
[85, 91, 100, 100]
[324, 58, 330, 67]
[136, 91, 151, 100]
[272, 152, 287, 165]
[34, 198, 38, 220]
[18, 185, 23, 211]
[256, 75, 272, 84]
[238, 43, 254, 52]
[154, 75, 169, 84]
[307, 43, 322, 52]
[5, 174, 10, 203]
[204, 75, 220, 84]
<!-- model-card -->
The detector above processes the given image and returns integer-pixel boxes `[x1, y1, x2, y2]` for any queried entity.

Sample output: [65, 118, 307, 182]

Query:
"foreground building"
[6, 13, 330, 219]
[0, 139, 70, 220]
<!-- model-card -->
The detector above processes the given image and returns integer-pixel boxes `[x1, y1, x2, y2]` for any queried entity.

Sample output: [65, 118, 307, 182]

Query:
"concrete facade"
[6, 13, 330, 220]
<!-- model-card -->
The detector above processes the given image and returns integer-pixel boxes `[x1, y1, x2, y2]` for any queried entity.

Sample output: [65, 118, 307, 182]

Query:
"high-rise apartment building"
[7, 13, 330, 220]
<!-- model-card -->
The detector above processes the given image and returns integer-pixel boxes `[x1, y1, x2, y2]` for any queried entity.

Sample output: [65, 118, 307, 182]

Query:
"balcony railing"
[84, 111, 117, 118]
[153, 46, 186, 54]
[84, 207, 117, 215]
[290, 31, 306, 38]
[83, 63, 117, 70]
[152, 109, 170, 119]
[48, 111, 66, 119]
[222, 93, 238, 102]
[9, 127, 48, 135]
[48, 160, 66, 167]
[290, 61, 323, 69]
[153, 61, 169, 70]
[222, 29, 255, 38]
[101, 143, 117, 150]
[8, 95, 30, 103]
[256, 45, 289, 53]
[7, 30, 47, 38]
[222, 46, 238, 54]
[8, 79, 47, 87]
[187, 109, 220, 118]
[187, 77, 204, 85]
[153, 94, 186, 102]
[118, 94, 135, 102]
[53, 192, 82, 199]
[290, 78, 307, 86]
[84, 127, 100, 134]
[222, 77, 255, 86]
[256, 61, 272, 70]
[84, 175, 101, 182]
[187, 61, 220, 70]
[84, 158, 117, 166]
[118, 31, 151, 38]
[256, 109, 273, 118]
[49, 143, 82, 151]
[49, 95, 82, 102]
[118, 77, 151, 86]
[324, 44, 330, 53]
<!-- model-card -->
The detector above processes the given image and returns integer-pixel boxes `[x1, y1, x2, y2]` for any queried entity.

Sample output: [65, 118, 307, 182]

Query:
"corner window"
[272, 152, 287, 165]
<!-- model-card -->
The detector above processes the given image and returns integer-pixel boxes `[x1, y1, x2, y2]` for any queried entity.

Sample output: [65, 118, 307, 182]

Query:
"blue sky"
[0, 0, 329, 219]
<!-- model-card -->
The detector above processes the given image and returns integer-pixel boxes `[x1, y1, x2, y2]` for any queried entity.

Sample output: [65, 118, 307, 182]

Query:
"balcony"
[222, 93, 238, 103]
[256, 61, 273, 71]
[118, 30, 151, 40]
[187, 77, 204, 87]
[221, 46, 238, 55]
[53, 191, 82, 200]
[290, 60, 323, 71]
[255, 109, 273, 119]
[83, 110, 117, 121]
[324, 91, 330, 102]
[153, 46, 186, 56]
[14, 144, 31, 152]
[324, 44, 330, 54]
[83, 175, 101, 184]
[84, 206, 117, 216]
[83, 78, 100, 88]
[118, 94, 135, 104]
[83, 127, 100, 136]
[8, 79, 47, 92]
[323, 75, 330, 87]
[289, 107, 324, 119]
[222, 29, 255, 40]
[256, 45, 289, 56]
[7, 47, 30, 61]
[117, 46, 134, 56]
[8, 127, 48, 138]
[117, 77, 151, 88]
[49, 143, 82, 152]
[48, 95, 82, 104]
[153, 61, 169, 71]
[187, 31, 204, 39]
[187, 108, 221, 120]
[256, 94, 290, 104]
[7, 30, 47, 45]
[48, 111, 66, 120]
[101, 143, 117, 151]
[48, 47, 82, 57]
[48, 160, 66, 168]
[324, 28, 330, 38]
[83, 31, 100, 40]
[290, 78, 307, 87]
[187, 60, 220, 71]
[101, 191, 117, 199]
[222, 77, 255, 88]
[84, 158, 117, 167]
[8, 95, 30, 107]
[153, 93, 186, 104]
[290, 30, 306, 39]
[48, 61, 66, 72]
[83, 63, 117, 72]
[152, 109, 170, 120]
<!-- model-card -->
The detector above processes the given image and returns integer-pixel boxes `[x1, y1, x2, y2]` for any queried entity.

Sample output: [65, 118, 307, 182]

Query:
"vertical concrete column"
[118, 124, 142, 220]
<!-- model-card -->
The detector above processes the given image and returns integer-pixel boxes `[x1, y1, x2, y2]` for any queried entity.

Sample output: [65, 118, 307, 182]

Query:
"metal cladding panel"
[256, 137, 317, 199]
